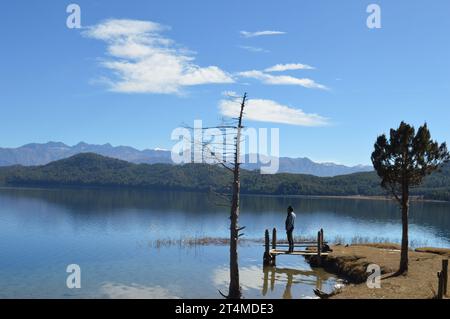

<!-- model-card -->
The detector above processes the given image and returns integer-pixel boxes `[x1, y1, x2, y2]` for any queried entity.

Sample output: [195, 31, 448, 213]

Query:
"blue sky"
[0, 0, 449, 165]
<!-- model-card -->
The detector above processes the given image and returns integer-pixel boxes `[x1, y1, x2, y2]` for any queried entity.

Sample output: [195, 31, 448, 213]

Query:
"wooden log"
[437, 271, 444, 299]
[443, 259, 448, 296]
[320, 228, 324, 250]
[274, 244, 323, 248]
[272, 228, 277, 250]
[263, 229, 271, 266]
[272, 228, 277, 266]
[317, 231, 322, 266]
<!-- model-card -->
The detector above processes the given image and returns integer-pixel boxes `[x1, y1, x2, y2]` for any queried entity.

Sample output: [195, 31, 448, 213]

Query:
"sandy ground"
[324, 244, 450, 299]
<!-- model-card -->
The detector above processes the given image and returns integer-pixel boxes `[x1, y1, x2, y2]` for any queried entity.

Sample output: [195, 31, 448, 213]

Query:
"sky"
[0, 0, 449, 166]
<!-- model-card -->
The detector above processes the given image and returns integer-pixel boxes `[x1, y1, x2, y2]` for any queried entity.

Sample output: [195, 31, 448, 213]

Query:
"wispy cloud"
[238, 45, 269, 53]
[84, 19, 234, 94]
[221, 90, 240, 98]
[265, 63, 315, 72]
[240, 30, 286, 38]
[219, 98, 329, 126]
[238, 70, 327, 90]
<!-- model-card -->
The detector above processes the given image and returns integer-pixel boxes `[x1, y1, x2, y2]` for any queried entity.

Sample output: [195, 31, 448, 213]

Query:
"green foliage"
[0, 152, 450, 201]
[371, 122, 450, 198]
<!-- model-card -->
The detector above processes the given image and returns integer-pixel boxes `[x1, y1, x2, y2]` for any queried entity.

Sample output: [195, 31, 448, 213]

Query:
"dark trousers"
[286, 228, 294, 252]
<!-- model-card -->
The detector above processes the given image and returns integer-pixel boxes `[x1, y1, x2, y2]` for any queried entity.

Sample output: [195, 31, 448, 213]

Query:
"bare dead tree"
[227, 92, 247, 299]
[184, 92, 247, 299]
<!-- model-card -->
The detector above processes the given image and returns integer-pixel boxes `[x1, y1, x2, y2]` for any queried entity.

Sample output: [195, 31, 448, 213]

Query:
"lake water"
[0, 187, 449, 299]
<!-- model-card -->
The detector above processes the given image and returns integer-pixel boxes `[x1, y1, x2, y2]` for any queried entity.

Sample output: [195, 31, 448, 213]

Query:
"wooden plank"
[443, 259, 448, 296]
[262, 243, 328, 248]
[269, 249, 329, 256]
[270, 249, 326, 253]
[293, 241, 329, 244]
[270, 252, 330, 256]
[261, 241, 329, 244]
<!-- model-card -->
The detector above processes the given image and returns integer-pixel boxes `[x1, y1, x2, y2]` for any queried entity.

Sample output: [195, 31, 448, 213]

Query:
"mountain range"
[0, 142, 372, 177]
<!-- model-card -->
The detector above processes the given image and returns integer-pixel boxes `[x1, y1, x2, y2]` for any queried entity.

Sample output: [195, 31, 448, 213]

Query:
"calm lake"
[0, 187, 449, 299]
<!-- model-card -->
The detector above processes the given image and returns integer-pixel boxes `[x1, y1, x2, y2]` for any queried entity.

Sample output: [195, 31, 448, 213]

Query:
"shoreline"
[0, 185, 448, 203]
[242, 193, 449, 203]
[308, 244, 450, 299]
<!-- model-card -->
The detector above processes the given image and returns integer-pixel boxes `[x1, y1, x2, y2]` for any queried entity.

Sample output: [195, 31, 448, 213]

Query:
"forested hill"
[0, 153, 449, 201]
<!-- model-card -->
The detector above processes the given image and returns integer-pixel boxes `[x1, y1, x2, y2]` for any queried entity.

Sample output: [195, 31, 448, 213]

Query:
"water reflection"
[99, 282, 181, 299]
[262, 266, 337, 299]
[0, 187, 449, 298]
[212, 262, 338, 299]
[1, 187, 448, 246]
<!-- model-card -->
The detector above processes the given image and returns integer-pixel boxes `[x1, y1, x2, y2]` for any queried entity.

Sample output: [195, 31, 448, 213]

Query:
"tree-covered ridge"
[0, 153, 449, 201]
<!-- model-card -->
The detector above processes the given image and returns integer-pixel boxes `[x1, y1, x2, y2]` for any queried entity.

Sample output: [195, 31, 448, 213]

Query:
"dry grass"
[148, 234, 425, 248]
[149, 237, 259, 248]
[147, 235, 434, 252]
[352, 243, 401, 250]
[324, 244, 449, 299]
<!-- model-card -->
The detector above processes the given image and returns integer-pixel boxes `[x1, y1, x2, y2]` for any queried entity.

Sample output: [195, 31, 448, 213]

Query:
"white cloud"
[84, 19, 234, 94]
[238, 45, 269, 53]
[240, 30, 286, 38]
[219, 98, 329, 126]
[84, 19, 164, 41]
[265, 63, 315, 72]
[221, 90, 239, 97]
[238, 70, 327, 90]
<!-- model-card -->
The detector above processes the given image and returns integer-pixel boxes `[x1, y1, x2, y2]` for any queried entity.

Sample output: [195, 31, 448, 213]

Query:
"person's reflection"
[262, 266, 294, 298]
[282, 272, 294, 299]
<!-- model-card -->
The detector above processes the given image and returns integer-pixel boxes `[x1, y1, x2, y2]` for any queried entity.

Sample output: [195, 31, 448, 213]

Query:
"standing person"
[285, 206, 296, 253]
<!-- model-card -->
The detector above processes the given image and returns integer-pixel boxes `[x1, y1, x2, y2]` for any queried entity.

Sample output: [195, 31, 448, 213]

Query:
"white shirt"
[286, 212, 296, 230]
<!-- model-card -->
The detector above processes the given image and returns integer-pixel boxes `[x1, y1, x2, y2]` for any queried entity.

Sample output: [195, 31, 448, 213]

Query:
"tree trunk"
[228, 173, 240, 299]
[399, 182, 409, 274]
[227, 93, 246, 299]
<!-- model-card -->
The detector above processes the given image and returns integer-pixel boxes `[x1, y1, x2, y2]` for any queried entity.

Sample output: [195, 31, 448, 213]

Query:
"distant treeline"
[0, 153, 449, 201]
